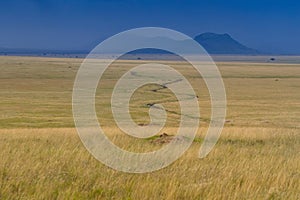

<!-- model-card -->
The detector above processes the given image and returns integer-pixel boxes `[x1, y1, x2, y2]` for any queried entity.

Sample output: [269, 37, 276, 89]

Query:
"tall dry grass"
[0, 128, 299, 199]
[0, 56, 300, 199]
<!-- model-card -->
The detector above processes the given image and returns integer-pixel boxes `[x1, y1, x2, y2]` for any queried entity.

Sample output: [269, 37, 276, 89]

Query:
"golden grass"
[0, 128, 299, 199]
[0, 56, 300, 199]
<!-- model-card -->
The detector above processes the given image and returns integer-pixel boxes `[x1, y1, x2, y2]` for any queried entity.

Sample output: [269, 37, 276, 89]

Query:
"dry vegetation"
[0, 56, 300, 199]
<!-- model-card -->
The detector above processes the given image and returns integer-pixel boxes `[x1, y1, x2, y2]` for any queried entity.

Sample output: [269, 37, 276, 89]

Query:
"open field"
[0, 56, 300, 199]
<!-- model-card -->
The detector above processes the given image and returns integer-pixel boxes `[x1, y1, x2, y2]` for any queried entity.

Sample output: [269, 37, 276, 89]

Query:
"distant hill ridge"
[194, 32, 259, 55]
[0, 32, 260, 55]
[122, 32, 260, 55]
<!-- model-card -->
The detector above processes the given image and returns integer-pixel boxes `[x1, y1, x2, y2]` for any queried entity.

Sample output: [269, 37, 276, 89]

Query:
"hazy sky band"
[0, 0, 299, 54]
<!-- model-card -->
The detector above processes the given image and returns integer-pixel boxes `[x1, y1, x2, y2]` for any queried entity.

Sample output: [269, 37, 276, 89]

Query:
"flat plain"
[0, 56, 299, 199]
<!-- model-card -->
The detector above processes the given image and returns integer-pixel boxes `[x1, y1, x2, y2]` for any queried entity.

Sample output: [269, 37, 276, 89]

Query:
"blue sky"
[0, 0, 300, 54]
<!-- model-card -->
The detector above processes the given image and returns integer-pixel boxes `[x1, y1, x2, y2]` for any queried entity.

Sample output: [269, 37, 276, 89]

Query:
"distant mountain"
[126, 33, 260, 55]
[0, 32, 261, 57]
[194, 32, 259, 55]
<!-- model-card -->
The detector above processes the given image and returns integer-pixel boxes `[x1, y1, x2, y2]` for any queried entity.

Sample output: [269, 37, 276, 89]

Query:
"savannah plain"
[0, 56, 299, 199]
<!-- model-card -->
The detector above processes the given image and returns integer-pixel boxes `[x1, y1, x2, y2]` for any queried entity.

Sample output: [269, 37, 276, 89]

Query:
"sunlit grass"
[0, 56, 300, 199]
[0, 128, 299, 199]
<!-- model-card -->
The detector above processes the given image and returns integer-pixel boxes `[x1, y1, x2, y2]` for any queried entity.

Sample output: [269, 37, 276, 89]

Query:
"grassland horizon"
[0, 56, 299, 199]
